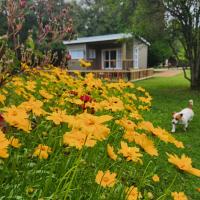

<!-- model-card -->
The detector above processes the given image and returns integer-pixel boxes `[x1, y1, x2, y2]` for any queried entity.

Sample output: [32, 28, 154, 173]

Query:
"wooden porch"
[68, 59, 134, 70]
[67, 68, 154, 81]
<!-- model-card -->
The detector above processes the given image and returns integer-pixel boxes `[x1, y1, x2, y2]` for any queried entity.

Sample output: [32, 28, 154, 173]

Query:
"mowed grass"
[136, 73, 200, 199]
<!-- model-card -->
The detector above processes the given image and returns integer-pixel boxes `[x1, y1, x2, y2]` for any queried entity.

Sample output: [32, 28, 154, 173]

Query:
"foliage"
[131, 0, 173, 66]
[0, 0, 74, 85]
[0, 36, 20, 85]
[70, 0, 137, 36]
[0, 68, 199, 199]
[163, 0, 200, 90]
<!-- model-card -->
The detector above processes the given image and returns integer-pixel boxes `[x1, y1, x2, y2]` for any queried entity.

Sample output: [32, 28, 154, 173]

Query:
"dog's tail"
[188, 99, 193, 109]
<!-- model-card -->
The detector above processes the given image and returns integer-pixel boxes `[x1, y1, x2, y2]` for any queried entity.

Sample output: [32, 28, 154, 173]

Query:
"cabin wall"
[133, 41, 148, 69]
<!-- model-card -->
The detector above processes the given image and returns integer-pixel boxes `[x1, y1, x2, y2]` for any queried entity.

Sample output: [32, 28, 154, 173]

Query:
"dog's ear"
[172, 112, 176, 117]
[176, 113, 183, 120]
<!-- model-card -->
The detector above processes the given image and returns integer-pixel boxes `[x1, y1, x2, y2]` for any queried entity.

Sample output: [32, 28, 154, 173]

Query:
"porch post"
[122, 42, 126, 70]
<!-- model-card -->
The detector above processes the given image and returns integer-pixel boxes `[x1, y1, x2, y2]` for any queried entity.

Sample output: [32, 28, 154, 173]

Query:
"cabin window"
[88, 49, 96, 59]
[102, 49, 121, 69]
[69, 49, 84, 59]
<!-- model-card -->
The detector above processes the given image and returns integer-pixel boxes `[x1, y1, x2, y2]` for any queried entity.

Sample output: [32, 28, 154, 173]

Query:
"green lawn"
[136, 73, 200, 199]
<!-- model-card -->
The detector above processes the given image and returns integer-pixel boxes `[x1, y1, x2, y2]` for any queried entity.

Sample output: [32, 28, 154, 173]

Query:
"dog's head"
[172, 112, 183, 124]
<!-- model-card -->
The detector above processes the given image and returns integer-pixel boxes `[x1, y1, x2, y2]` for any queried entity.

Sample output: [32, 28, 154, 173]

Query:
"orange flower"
[152, 174, 160, 182]
[107, 144, 117, 161]
[197, 188, 200, 192]
[167, 153, 200, 177]
[171, 192, 188, 200]
[95, 170, 117, 188]
[0, 131, 9, 158]
[33, 144, 52, 159]
[118, 141, 143, 164]
[125, 186, 141, 200]
[9, 136, 21, 148]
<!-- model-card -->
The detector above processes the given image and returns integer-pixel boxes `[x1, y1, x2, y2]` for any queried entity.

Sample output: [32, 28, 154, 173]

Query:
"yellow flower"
[25, 80, 36, 92]
[0, 94, 6, 104]
[136, 86, 145, 92]
[138, 105, 150, 111]
[134, 133, 158, 156]
[33, 144, 52, 159]
[47, 109, 69, 125]
[39, 90, 53, 99]
[107, 144, 117, 161]
[3, 105, 31, 133]
[118, 141, 143, 164]
[0, 131, 9, 158]
[152, 174, 160, 182]
[79, 59, 92, 68]
[19, 98, 46, 116]
[64, 112, 112, 141]
[153, 128, 184, 148]
[171, 192, 188, 200]
[95, 170, 117, 188]
[138, 122, 184, 149]
[130, 111, 143, 120]
[100, 97, 124, 112]
[116, 118, 137, 131]
[9, 136, 21, 148]
[137, 121, 155, 132]
[126, 186, 141, 200]
[123, 132, 158, 156]
[138, 96, 151, 104]
[63, 129, 96, 150]
[167, 153, 200, 177]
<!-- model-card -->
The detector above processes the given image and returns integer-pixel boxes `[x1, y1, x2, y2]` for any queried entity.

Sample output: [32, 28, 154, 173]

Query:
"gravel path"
[154, 69, 182, 77]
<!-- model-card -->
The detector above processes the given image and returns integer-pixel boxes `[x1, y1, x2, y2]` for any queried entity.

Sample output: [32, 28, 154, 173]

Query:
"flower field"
[0, 66, 199, 199]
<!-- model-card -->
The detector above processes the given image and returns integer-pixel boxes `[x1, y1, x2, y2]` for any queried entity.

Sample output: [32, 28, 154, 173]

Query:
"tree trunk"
[191, 61, 200, 90]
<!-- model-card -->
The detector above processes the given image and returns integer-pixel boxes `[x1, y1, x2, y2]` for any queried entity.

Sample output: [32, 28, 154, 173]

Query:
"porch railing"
[68, 59, 134, 70]
[67, 68, 154, 81]
[122, 59, 133, 70]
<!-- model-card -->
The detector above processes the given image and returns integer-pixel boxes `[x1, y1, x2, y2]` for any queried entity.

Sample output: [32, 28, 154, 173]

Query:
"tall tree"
[131, 0, 173, 66]
[163, 0, 200, 90]
[70, 0, 137, 36]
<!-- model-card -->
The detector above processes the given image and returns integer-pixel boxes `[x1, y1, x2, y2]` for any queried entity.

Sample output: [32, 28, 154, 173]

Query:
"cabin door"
[133, 47, 139, 69]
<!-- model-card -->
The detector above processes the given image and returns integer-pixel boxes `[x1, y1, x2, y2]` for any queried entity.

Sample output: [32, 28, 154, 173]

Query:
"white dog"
[171, 100, 194, 133]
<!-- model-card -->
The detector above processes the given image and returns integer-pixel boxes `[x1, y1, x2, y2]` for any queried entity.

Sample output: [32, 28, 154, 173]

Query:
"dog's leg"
[183, 122, 188, 131]
[171, 124, 176, 133]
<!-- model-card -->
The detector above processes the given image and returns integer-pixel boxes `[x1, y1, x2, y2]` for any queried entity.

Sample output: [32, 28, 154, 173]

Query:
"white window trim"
[101, 48, 122, 69]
